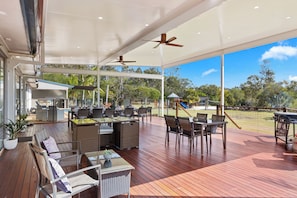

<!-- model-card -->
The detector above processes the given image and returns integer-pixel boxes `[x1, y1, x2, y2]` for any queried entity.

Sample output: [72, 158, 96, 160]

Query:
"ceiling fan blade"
[166, 37, 176, 43]
[123, 60, 136, 63]
[121, 62, 127, 66]
[153, 43, 161, 48]
[166, 43, 183, 47]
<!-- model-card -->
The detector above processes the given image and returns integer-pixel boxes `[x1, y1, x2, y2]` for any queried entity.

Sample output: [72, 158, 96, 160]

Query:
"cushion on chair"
[48, 157, 72, 193]
[100, 125, 114, 135]
[42, 136, 62, 160]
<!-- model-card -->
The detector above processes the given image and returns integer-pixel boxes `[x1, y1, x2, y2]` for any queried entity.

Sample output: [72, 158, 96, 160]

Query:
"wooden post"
[175, 100, 178, 117]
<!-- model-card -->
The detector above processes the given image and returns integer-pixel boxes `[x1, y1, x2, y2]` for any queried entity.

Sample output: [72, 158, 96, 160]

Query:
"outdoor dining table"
[193, 120, 227, 155]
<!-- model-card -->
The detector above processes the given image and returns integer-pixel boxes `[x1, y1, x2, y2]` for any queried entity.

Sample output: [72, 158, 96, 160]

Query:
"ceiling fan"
[113, 56, 136, 66]
[152, 33, 183, 48]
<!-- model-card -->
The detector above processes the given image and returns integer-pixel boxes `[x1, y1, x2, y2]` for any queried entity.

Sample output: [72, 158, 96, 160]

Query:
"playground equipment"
[180, 101, 189, 109]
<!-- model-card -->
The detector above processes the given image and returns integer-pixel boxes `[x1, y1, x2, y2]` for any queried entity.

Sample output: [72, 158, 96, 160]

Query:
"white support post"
[4, 59, 17, 122]
[97, 65, 101, 106]
[160, 44, 164, 117]
[161, 67, 164, 117]
[21, 77, 27, 114]
[220, 54, 225, 115]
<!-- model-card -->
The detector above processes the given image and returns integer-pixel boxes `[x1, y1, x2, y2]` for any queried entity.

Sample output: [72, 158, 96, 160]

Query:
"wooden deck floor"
[1, 116, 297, 197]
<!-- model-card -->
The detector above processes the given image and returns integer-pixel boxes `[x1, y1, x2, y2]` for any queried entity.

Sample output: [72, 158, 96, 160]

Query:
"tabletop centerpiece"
[103, 149, 112, 168]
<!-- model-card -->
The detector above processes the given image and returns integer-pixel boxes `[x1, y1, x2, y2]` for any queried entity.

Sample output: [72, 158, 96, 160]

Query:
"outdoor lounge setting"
[1, 0, 297, 197]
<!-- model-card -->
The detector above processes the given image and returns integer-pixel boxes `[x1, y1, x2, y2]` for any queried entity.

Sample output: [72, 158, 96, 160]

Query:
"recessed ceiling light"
[286, 16, 291, 20]
[98, 16, 103, 20]
[145, 24, 149, 27]
[254, 5, 259, 9]
[196, 32, 201, 35]
[76, 46, 80, 49]
[0, 11, 7, 15]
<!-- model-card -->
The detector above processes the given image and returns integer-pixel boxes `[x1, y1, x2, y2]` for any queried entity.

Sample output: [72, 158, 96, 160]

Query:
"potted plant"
[103, 149, 112, 168]
[2, 119, 22, 150]
[18, 114, 29, 132]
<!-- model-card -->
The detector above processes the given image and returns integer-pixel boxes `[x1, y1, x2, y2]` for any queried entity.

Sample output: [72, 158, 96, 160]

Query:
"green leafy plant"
[3, 119, 22, 140]
[103, 149, 112, 161]
[104, 149, 112, 156]
[18, 114, 29, 131]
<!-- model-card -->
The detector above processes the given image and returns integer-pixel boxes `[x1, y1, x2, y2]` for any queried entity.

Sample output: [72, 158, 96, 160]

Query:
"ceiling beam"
[41, 67, 162, 80]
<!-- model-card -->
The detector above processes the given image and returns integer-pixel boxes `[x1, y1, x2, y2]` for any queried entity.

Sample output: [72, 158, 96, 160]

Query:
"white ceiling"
[1, 0, 297, 72]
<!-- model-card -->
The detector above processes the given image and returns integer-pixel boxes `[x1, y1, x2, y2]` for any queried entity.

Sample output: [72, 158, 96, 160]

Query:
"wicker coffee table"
[81, 149, 134, 198]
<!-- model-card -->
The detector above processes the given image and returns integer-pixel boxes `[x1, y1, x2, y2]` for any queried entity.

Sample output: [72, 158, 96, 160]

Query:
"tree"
[259, 60, 275, 86]
[226, 87, 245, 106]
[197, 85, 220, 102]
[165, 76, 191, 97]
[240, 60, 276, 107]
[184, 88, 200, 105]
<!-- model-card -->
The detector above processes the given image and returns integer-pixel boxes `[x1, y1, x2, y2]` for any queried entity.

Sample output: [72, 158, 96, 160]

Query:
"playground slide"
[180, 102, 189, 109]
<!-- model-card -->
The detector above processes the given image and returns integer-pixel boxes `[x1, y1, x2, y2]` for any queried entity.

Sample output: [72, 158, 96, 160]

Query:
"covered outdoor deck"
[1, 116, 297, 197]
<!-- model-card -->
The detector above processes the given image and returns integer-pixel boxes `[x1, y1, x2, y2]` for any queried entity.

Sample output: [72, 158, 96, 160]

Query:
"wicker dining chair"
[194, 113, 208, 146]
[205, 114, 225, 145]
[177, 117, 199, 153]
[164, 115, 181, 148]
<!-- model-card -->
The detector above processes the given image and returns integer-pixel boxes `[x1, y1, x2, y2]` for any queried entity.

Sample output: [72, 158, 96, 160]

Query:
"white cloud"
[260, 46, 297, 61]
[202, 68, 217, 76]
[289, 75, 297, 81]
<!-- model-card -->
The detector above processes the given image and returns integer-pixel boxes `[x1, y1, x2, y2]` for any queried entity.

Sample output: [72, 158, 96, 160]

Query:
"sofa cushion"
[48, 157, 72, 193]
[42, 136, 62, 160]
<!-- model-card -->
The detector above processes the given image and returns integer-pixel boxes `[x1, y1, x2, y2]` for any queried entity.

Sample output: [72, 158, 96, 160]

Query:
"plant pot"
[4, 138, 18, 150]
[104, 159, 112, 168]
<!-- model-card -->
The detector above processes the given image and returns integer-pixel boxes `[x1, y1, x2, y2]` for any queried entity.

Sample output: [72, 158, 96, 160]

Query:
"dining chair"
[104, 108, 115, 118]
[177, 117, 199, 153]
[29, 143, 102, 198]
[136, 107, 148, 122]
[164, 115, 180, 148]
[99, 109, 115, 148]
[194, 113, 208, 146]
[146, 106, 152, 121]
[205, 114, 225, 145]
[92, 108, 104, 118]
[123, 107, 134, 117]
[77, 108, 90, 119]
[34, 129, 81, 169]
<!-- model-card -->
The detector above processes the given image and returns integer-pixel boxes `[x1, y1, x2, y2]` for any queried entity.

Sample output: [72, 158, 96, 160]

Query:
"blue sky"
[166, 37, 297, 88]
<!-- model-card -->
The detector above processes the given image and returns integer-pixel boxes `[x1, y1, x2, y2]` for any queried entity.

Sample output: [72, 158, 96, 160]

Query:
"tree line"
[43, 60, 297, 108]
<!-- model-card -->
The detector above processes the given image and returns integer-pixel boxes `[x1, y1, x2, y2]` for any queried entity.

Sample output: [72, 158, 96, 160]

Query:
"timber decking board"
[0, 117, 297, 197]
